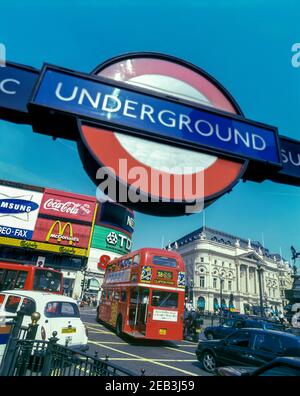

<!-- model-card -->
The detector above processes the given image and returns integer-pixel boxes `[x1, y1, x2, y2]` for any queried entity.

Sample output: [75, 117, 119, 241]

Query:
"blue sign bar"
[31, 66, 281, 166]
[0, 63, 38, 118]
[270, 136, 300, 186]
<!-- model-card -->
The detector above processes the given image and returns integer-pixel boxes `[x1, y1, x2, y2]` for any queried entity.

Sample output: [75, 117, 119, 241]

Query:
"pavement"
[80, 307, 213, 377]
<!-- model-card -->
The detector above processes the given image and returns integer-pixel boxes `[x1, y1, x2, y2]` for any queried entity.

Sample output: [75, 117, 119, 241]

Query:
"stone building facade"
[169, 227, 293, 314]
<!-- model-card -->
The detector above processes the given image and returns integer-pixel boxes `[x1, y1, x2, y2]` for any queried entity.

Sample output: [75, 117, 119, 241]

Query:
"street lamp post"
[80, 268, 87, 300]
[220, 275, 224, 316]
[189, 279, 194, 305]
[257, 263, 264, 317]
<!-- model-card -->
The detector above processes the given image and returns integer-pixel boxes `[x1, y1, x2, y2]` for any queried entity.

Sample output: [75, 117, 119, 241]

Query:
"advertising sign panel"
[96, 202, 134, 235]
[0, 185, 43, 240]
[153, 309, 178, 322]
[39, 189, 96, 223]
[87, 247, 120, 273]
[0, 236, 87, 256]
[32, 218, 92, 249]
[91, 225, 132, 255]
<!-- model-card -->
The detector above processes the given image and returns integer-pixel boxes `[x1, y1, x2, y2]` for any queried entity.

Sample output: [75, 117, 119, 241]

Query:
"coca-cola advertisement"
[39, 189, 97, 222]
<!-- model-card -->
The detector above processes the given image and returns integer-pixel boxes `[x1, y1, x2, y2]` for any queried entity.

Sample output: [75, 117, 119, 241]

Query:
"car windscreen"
[44, 301, 80, 318]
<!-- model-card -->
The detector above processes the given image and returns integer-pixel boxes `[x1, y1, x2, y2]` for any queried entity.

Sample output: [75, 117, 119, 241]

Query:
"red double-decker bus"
[0, 261, 63, 294]
[96, 248, 186, 341]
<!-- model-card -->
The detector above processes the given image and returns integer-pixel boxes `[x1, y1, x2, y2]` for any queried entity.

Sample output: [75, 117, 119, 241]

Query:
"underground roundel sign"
[7, 52, 284, 217]
[79, 53, 247, 215]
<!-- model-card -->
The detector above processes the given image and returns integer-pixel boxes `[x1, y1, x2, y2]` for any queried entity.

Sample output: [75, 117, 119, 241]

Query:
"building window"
[222, 261, 225, 266]
[228, 280, 232, 291]
[200, 257, 204, 262]
[214, 260, 217, 265]
[213, 278, 217, 289]
[199, 276, 205, 288]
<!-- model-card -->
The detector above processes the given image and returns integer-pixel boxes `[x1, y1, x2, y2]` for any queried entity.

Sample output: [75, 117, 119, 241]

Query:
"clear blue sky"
[0, 0, 299, 264]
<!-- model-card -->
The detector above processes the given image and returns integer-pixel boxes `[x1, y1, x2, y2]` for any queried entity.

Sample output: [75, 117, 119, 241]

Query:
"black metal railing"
[2, 337, 136, 376]
[0, 311, 140, 376]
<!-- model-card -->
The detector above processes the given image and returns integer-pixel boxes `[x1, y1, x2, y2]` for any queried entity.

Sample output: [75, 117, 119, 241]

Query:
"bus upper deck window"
[133, 255, 140, 266]
[152, 256, 177, 268]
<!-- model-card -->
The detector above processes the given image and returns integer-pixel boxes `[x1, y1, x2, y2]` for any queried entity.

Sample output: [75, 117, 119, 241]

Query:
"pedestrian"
[87, 296, 91, 306]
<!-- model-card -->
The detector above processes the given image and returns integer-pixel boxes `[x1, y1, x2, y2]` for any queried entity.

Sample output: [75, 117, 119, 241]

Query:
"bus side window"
[102, 291, 107, 300]
[133, 255, 140, 267]
[114, 291, 120, 301]
[107, 291, 113, 301]
[121, 291, 127, 302]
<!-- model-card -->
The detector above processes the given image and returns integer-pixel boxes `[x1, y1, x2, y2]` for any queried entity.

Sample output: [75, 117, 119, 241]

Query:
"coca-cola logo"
[43, 199, 91, 216]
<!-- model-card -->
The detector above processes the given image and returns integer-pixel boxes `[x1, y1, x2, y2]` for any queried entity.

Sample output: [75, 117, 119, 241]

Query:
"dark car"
[217, 356, 300, 376]
[196, 328, 300, 373]
[204, 317, 285, 340]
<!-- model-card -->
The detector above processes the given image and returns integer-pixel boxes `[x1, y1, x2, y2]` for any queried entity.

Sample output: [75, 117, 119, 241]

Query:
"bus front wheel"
[116, 315, 123, 337]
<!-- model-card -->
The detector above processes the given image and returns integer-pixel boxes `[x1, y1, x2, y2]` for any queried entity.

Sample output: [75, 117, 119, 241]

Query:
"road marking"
[176, 344, 196, 348]
[89, 340, 199, 376]
[86, 325, 117, 335]
[164, 346, 195, 356]
[89, 341, 127, 345]
[101, 358, 198, 362]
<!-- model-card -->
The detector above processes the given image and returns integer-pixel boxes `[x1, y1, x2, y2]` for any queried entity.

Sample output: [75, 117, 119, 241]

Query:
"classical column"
[253, 269, 257, 295]
[246, 266, 249, 293]
[236, 261, 240, 292]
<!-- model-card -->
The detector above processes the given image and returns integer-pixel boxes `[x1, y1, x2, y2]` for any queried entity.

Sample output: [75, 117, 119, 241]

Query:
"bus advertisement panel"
[97, 248, 186, 341]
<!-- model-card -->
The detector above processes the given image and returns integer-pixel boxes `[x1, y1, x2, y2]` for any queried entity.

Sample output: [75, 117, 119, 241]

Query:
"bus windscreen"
[151, 291, 178, 308]
[33, 269, 62, 293]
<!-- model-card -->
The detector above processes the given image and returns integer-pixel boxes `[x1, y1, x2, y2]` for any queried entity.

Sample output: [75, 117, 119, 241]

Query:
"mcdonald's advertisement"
[32, 218, 92, 249]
